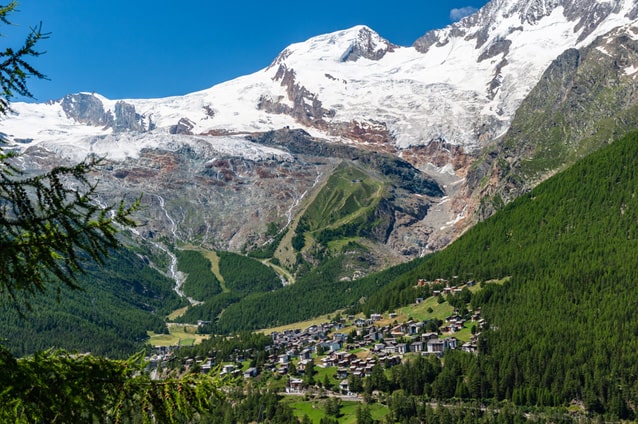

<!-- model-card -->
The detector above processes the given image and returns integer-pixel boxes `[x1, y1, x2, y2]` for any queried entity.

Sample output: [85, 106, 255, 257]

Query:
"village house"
[391, 324, 405, 337]
[300, 348, 312, 361]
[339, 380, 350, 395]
[336, 368, 349, 379]
[320, 356, 337, 368]
[426, 339, 446, 355]
[220, 364, 236, 376]
[422, 332, 438, 342]
[278, 354, 290, 364]
[462, 342, 478, 353]
[287, 378, 303, 393]
[408, 321, 424, 335]
[370, 313, 383, 321]
[244, 367, 258, 378]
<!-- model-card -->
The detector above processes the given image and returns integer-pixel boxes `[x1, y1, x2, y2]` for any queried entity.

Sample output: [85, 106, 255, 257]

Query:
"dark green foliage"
[0, 247, 185, 357]
[362, 130, 638, 418]
[208, 255, 421, 333]
[175, 251, 281, 325]
[176, 291, 241, 324]
[174, 331, 271, 365]
[0, 346, 219, 423]
[217, 251, 280, 294]
[176, 249, 222, 300]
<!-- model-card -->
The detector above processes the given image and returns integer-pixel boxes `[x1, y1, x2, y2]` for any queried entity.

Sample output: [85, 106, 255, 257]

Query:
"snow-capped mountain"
[4, 0, 638, 261]
[4, 0, 638, 161]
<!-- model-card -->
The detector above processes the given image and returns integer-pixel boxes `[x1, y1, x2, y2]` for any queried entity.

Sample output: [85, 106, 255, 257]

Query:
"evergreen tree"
[0, 3, 137, 307]
[0, 5, 216, 422]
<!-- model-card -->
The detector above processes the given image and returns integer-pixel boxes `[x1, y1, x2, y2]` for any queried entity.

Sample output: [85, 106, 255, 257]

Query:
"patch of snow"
[5, 2, 638, 156]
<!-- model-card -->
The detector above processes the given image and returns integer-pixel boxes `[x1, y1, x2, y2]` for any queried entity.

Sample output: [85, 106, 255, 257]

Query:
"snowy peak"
[337, 26, 398, 62]
[6, 0, 638, 160]
[414, 0, 637, 54]
[270, 25, 397, 68]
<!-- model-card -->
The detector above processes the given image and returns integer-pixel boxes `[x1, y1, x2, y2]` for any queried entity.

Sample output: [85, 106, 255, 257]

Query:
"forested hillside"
[359, 130, 638, 417]
[0, 248, 185, 358]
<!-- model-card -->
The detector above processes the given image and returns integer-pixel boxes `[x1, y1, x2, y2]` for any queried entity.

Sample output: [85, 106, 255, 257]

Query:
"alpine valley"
[4, 0, 638, 357]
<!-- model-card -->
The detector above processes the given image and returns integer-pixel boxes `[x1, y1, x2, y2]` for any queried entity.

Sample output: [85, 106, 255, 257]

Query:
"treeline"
[207, 254, 422, 333]
[0, 247, 185, 358]
[355, 130, 638, 418]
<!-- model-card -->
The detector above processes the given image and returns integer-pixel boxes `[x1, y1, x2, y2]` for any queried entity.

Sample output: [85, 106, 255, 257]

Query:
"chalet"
[410, 341, 424, 353]
[462, 343, 478, 353]
[384, 343, 397, 354]
[335, 351, 354, 363]
[364, 364, 375, 377]
[244, 367, 258, 378]
[200, 359, 213, 374]
[389, 312, 398, 319]
[333, 333, 348, 343]
[354, 318, 367, 327]
[426, 339, 446, 355]
[297, 359, 309, 373]
[415, 297, 424, 304]
[336, 368, 349, 379]
[391, 325, 405, 337]
[288, 378, 303, 393]
[220, 364, 236, 376]
[386, 355, 402, 367]
[278, 354, 290, 364]
[370, 313, 383, 321]
[396, 343, 408, 355]
[422, 332, 438, 342]
[408, 322, 424, 335]
[352, 368, 364, 378]
[321, 340, 342, 352]
[300, 348, 312, 361]
[364, 330, 383, 342]
[339, 379, 350, 395]
[446, 337, 458, 349]
[320, 357, 337, 368]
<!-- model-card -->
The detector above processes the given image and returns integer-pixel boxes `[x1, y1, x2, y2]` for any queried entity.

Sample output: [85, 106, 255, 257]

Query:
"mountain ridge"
[4, 0, 638, 265]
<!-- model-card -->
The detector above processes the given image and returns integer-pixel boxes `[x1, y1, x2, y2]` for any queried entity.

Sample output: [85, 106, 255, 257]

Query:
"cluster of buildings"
[147, 279, 485, 386]
[267, 307, 484, 392]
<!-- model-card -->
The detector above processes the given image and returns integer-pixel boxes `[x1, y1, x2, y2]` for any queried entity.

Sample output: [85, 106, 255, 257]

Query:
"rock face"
[6, 0, 638, 261]
[467, 23, 638, 218]
[60, 93, 112, 127]
[338, 26, 397, 62]
[15, 129, 444, 267]
[59, 93, 152, 132]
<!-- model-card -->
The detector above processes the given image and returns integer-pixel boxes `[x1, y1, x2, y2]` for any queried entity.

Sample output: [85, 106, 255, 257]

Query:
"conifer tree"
[0, 1, 137, 308]
[0, 4, 218, 422]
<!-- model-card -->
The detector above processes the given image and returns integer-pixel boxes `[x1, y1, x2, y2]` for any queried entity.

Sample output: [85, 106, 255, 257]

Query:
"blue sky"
[8, 0, 490, 102]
